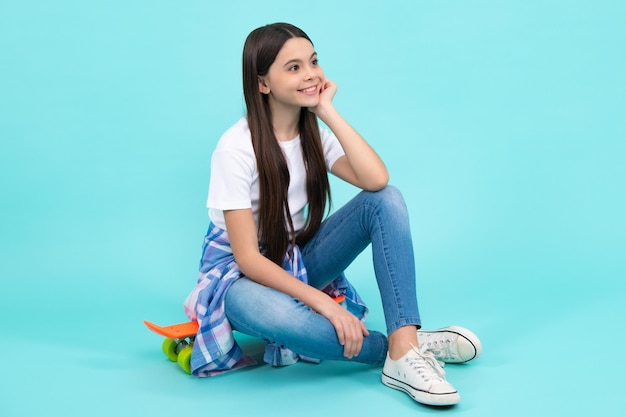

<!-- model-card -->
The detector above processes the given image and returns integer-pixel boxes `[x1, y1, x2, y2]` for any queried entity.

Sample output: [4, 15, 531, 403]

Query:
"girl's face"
[258, 37, 325, 112]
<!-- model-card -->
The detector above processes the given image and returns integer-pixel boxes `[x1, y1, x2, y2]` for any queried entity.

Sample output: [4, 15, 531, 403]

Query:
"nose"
[304, 64, 317, 81]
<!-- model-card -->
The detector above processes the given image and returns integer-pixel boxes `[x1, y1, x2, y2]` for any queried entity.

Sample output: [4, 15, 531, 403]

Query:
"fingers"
[319, 297, 367, 359]
[344, 323, 364, 359]
[322, 78, 335, 88]
[331, 313, 366, 359]
[360, 321, 370, 337]
[319, 79, 337, 99]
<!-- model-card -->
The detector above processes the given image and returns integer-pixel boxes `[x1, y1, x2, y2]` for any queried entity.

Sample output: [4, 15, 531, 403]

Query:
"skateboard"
[143, 320, 198, 374]
[144, 294, 346, 374]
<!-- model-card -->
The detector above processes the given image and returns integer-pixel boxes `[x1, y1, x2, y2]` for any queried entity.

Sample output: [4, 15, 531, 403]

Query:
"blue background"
[1, 0, 624, 416]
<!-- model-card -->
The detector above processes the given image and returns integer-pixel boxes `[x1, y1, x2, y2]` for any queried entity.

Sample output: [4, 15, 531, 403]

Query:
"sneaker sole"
[419, 325, 483, 363]
[382, 372, 461, 406]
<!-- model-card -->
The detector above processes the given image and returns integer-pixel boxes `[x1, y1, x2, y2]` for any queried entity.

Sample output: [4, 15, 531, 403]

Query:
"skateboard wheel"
[162, 338, 179, 362]
[177, 345, 193, 374]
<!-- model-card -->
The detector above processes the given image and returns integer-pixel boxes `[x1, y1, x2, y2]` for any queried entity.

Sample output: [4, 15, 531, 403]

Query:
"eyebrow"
[283, 52, 317, 68]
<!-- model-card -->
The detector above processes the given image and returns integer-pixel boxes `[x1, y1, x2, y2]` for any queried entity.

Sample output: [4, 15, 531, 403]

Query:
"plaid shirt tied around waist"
[183, 223, 368, 377]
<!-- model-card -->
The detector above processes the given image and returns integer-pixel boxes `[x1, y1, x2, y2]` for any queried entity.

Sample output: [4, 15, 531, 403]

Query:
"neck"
[269, 100, 301, 142]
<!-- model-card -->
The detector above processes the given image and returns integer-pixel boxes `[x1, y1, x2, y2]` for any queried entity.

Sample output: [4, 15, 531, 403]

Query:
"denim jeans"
[224, 185, 421, 365]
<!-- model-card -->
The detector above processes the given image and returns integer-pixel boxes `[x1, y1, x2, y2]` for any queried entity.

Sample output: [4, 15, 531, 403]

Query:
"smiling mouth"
[299, 85, 317, 94]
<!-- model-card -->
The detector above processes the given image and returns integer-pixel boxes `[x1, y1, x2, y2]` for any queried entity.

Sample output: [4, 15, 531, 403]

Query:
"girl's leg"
[224, 277, 388, 365]
[298, 186, 470, 406]
[300, 185, 421, 337]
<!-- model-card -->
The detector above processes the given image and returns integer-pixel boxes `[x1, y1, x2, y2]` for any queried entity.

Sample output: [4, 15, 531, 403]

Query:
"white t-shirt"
[207, 117, 345, 232]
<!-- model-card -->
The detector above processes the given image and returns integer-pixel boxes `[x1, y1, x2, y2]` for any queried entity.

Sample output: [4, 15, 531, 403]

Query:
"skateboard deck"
[144, 320, 198, 374]
[144, 320, 199, 339]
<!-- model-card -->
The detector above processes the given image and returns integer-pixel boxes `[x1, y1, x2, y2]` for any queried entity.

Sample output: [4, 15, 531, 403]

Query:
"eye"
[289, 65, 299, 71]
[312, 59, 319, 66]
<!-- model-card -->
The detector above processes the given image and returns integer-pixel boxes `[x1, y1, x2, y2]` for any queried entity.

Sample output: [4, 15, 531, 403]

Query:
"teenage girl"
[184, 22, 482, 407]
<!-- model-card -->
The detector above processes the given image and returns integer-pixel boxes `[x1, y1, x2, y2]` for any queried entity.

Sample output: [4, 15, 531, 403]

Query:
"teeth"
[301, 86, 316, 93]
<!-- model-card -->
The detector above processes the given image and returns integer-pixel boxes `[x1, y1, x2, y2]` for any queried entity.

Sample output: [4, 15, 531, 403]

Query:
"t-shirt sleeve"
[206, 148, 254, 210]
[320, 128, 345, 171]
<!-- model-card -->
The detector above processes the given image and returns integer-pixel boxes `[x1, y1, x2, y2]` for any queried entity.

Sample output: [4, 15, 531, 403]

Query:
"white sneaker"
[382, 344, 461, 406]
[418, 326, 482, 363]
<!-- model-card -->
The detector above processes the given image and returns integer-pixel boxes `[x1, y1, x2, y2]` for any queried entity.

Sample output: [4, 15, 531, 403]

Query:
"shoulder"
[317, 124, 341, 151]
[214, 117, 253, 154]
[318, 124, 332, 142]
[210, 118, 256, 173]
[317, 124, 345, 168]
[318, 125, 341, 149]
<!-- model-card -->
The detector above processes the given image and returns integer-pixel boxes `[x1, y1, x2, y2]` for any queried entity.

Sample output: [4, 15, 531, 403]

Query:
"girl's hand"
[309, 79, 337, 120]
[316, 296, 370, 359]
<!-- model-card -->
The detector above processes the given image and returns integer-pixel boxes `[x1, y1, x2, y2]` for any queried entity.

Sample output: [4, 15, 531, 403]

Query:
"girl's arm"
[311, 79, 389, 191]
[224, 208, 369, 358]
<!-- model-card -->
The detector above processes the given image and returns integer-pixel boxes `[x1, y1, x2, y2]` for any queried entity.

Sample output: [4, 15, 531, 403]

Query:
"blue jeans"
[224, 185, 421, 365]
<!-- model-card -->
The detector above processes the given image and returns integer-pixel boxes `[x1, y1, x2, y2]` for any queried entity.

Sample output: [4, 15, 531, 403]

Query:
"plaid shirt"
[183, 223, 368, 377]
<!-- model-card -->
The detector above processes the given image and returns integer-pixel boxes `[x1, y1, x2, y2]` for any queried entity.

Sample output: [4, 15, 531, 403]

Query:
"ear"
[258, 76, 270, 94]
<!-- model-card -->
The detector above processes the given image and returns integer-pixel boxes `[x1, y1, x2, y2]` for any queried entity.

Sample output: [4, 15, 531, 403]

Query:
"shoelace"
[424, 339, 456, 361]
[406, 343, 447, 381]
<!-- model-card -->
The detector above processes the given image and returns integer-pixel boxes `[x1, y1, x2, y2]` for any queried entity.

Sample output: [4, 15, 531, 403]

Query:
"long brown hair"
[242, 23, 331, 265]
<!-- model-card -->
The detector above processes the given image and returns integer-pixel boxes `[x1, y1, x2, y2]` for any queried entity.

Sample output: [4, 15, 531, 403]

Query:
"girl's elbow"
[232, 250, 261, 276]
[364, 173, 389, 191]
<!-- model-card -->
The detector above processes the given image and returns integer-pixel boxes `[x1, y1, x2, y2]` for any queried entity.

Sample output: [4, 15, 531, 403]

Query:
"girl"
[184, 22, 481, 407]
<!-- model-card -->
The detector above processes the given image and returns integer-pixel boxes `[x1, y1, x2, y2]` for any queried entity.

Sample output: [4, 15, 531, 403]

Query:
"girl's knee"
[363, 185, 407, 215]
[379, 184, 404, 203]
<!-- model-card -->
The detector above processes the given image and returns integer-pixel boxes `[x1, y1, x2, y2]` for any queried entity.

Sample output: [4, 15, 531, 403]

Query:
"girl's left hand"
[309, 79, 337, 118]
